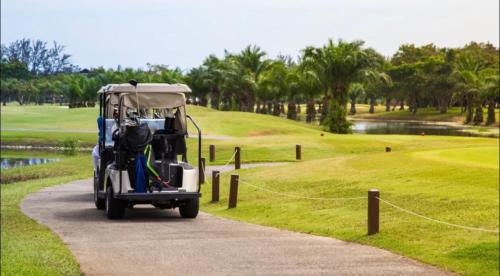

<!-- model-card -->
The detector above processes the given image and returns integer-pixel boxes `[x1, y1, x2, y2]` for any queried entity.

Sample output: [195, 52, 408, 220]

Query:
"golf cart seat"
[151, 131, 186, 161]
[148, 133, 188, 188]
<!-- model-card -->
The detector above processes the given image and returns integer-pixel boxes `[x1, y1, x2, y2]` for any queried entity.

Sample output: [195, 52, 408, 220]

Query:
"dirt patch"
[1, 170, 72, 184]
[248, 129, 287, 136]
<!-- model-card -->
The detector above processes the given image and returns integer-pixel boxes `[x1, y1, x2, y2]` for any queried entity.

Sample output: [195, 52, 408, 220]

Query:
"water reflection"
[351, 120, 494, 137]
[1, 158, 61, 169]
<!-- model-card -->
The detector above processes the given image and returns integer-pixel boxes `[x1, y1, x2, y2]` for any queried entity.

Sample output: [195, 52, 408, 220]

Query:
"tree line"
[1, 38, 498, 132]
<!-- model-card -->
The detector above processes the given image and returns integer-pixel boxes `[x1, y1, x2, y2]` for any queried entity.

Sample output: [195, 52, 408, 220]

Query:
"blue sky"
[1, 0, 498, 71]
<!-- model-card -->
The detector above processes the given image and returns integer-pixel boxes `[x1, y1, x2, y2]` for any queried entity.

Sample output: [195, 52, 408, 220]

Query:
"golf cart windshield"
[104, 107, 187, 146]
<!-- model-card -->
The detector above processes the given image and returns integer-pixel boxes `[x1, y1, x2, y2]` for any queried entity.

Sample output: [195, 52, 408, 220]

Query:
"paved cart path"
[22, 164, 449, 276]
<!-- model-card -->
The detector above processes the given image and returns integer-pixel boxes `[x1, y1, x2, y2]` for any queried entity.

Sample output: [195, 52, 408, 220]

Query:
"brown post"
[368, 189, 380, 235]
[228, 174, 239, 208]
[199, 157, 205, 184]
[211, 170, 220, 202]
[209, 145, 215, 162]
[385, 146, 391, 152]
[235, 147, 241, 170]
[296, 144, 302, 160]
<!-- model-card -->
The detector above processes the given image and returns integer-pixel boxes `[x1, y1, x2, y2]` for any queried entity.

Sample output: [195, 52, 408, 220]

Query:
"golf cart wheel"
[94, 174, 105, 210]
[179, 198, 199, 218]
[106, 185, 126, 219]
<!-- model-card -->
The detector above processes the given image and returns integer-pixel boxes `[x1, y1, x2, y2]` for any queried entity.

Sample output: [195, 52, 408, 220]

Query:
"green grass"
[352, 105, 500, 125]
[1, 151, 92, 276]
[201, 143, 499, 275]
[1, 104, 499, 275]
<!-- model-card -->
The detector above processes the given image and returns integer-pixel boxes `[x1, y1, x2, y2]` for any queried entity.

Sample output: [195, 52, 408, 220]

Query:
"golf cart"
[94, 81, 202, 219]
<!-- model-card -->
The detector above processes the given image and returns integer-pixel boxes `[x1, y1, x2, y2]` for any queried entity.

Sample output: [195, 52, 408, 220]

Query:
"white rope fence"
[238, 178, 366, 201]
[376, 196, 499, 233]
[199, 149, 498, 234]
[200, 149, 237, 185]
[222, 150, 237, 167]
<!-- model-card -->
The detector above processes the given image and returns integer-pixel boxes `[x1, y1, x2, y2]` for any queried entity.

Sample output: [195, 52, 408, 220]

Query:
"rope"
[376, 197, 499, 233]
[223, 150, 237, 167]
[238, 178, 366, 201]
[200, 150, 237, 185]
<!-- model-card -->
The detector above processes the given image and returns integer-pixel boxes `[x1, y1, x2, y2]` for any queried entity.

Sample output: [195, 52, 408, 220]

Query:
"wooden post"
[209, 144, 215, 162]
[296, 144, 302, 160]
[199, 157, 205, 184]
[211, 170, 220, 202]
[385, 146, 391, 152]
[235, 147, 241, 170]
[228, 174, 239, 208]
[368, 189, 380, 235]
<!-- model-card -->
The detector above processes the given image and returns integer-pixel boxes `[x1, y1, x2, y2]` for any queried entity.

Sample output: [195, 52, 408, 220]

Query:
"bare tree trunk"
[473, 104, 483, 125]
[260, 101, 268, 114]
[266, 102, 272, 114]
[287, 101, 297, 120]
[349, 101, 356, 115]
[210, 88, 220, 110]
[486, 100, 496, 125]
[439, 98, 448, 114]
[385, 98, 391, 112]
[409, 94, 417, 114]
[272, 101, 280, 116]
[465, 98, 473, 124]
[200, 96, 208, 107]
[306, 99, 316, 123]
[319, 95, 330, 123]
[399, 100, 404, 110]
[369, 97, 375, 113]
[16, 95, 24, 106]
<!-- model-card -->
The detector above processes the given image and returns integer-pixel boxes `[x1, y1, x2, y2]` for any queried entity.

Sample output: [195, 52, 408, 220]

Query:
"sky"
[1, 0, 499, 71]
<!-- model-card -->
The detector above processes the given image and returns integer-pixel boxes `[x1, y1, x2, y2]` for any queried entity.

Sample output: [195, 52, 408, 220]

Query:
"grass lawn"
[1, 104, 498, 275]
[352, 105, 500, 125]
[201, 144, 499, 275]
[1, 151, 92, 276]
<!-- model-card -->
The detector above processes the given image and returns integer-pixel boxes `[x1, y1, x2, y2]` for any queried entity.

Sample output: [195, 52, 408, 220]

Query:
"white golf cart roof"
[99, 83, 191, 109]
[98, 83, 191, 94]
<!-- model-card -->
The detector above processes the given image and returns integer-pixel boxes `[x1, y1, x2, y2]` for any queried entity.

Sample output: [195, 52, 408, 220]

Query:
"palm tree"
[201, 55, 224, 109]
[297, 69, 323, 122]
[186, 66, 210, 106]
[257, 60, 289, 116]
[483, 70, 499, 125]
[302, 39, 375, 133]
[232, 45, 270, 112]
[348, 83, 364, 115]
[453, 55, 486, 124]
[219, 55, 257, 111]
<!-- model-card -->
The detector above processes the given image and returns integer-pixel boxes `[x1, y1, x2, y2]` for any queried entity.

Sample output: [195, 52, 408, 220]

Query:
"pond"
[1, 157, 61, 169]
[351, 120, 496, 137]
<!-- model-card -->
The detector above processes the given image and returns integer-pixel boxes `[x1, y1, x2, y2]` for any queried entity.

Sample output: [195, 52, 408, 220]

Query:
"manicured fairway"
[1, 151, 89, 276]
[413, 146, 498, 169]
[1, 105, 498, 275]
[200, 139, 499, 276]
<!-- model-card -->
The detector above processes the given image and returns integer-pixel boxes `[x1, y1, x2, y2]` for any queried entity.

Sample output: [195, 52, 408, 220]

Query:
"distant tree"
[481, 69, 499, 125]
[348, 83, 364, 115]
[0, 78, 38, 105]
[302, 39, 377, 133]
[258, 60, 290, 116]
[0, 60, 31, 79]
[1, 39, 77, 75]
[233, 45, 270, 112]
[297, 68, 323, 122]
